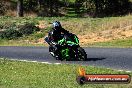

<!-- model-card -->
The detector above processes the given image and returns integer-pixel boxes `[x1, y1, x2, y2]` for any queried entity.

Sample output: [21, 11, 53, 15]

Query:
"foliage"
[0, 22, 17, 30]
[76, 0, 130, 17]
[0, 17, 40, 40]
[0, 29, 22, 40]
[0, 1, 8, 15]
[19, 23, 40, 36]
[2, 0, 132, 17]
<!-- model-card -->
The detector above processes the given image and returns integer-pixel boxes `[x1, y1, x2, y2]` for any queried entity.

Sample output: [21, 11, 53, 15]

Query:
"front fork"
[44, 36, 50, 45]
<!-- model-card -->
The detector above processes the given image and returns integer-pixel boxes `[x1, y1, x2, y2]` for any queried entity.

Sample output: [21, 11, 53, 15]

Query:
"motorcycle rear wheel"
[76, 47, 87, 61]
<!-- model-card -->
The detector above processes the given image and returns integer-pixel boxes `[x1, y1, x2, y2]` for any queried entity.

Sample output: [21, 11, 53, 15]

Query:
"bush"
[0, 24, 4, 30]
[3, 23, 17, 31]
[81, 0, 131, 17]
[0, 29, 22, 40]
[19, 23, 40, 36]
[0, 23, 41, 40]
[0, 31, 3, 39]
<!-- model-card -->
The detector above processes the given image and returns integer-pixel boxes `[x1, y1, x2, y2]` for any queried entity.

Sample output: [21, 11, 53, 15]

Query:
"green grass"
[0, 58, 132, 88]
[88, 38, 132, 48]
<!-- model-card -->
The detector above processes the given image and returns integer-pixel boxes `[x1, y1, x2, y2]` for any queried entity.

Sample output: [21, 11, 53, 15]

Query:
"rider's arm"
[61, 28, 69, 34]
[48, 29, 54, 41]
[48, 28, 59, 45]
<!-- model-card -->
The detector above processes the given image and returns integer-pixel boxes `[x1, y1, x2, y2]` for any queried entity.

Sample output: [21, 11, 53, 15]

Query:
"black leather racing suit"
[48, 27, 69, 44]
[47, 27, 69, 60]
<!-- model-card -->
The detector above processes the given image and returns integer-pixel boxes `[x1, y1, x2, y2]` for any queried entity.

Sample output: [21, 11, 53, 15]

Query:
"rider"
[46, 21, 70, 60]
[48, 21, 70, 45]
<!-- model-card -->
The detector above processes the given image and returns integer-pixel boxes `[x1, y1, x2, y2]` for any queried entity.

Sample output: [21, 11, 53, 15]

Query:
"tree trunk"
[49, 0, 53, 16]
[37, 0, 41, 10]
[29, 0, 32, 10]
[17, 0, 23, 17]
[55, 0, 59, 16]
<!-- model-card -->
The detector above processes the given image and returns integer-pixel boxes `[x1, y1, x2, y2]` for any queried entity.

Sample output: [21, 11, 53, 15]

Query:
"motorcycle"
[45, 32, 87, 61]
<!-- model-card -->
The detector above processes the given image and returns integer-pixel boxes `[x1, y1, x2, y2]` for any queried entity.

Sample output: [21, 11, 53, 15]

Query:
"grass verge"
[0, 39, 45, 46]
[0, 58, 132, 88]
[87, 38, 132, 48]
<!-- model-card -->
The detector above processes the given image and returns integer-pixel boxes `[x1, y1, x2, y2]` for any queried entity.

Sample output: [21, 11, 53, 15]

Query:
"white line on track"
[118, 70, 123, 71]
[3, 58, 61, 65]
[126, 71, 131, 73]
[54, 63, 61, 65]
[41, 62, 52, 64]
[118, 69, 131, 73]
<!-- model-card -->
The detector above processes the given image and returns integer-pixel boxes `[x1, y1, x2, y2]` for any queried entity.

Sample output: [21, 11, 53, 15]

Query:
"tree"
[17, 0, 23, 17]
[75, 0, 82, 14]
[81, 0, 130, 17]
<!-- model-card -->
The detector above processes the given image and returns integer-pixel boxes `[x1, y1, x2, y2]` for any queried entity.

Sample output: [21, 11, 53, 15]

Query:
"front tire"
[49, 46, 56, 57]
[49, 45, 63, 60]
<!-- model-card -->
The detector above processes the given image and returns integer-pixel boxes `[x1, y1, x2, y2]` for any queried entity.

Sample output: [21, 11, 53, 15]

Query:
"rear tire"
[77, 47, 87, 61]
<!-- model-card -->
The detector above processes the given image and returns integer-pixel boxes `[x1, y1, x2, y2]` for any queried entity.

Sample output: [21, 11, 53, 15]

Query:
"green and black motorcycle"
[45, 33, 87, 61]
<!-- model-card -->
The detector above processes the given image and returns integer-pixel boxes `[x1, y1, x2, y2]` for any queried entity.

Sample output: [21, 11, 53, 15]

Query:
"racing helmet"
[52, 21, 62, 29]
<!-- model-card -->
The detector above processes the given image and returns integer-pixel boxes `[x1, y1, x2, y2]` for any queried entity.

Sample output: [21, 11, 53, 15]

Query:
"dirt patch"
[78, 25, 132, 45]
[36, 21, 49, 29]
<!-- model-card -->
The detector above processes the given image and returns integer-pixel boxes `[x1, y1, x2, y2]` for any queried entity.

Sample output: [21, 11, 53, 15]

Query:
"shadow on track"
[66, 57, 106, 61]
[86, 58, 106, 61]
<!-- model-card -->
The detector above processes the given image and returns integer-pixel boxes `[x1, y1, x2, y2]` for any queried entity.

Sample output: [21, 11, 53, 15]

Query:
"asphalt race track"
[0, 46, 132, 71]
